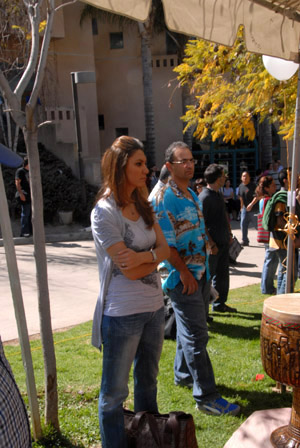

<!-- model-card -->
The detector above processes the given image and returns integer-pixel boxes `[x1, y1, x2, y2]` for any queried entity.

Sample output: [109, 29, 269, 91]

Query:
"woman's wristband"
[150, 248, 157, 262]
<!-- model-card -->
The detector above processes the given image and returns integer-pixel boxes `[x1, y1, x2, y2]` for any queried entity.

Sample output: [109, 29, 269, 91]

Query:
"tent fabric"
[82, 0, 300, 61]
[0, 144, 23, 168]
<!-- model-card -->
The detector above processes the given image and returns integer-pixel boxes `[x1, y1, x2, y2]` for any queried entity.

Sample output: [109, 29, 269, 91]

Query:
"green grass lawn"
[4, 283, 294, 447]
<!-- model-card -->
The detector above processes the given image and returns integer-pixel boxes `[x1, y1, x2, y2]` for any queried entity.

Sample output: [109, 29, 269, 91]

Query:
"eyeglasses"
[171, 158, 198, 166]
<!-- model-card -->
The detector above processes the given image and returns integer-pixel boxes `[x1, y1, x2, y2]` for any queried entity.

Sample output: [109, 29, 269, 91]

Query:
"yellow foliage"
[175, 26, 297, 143]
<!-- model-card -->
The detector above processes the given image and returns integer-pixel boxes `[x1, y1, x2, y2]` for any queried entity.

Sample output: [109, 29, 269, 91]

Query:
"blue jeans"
[209, 243, 229, 309]
[168, 278, 219, 405]
[261, 246, 279, 294]
[276, 249, 298, 294]
[240, 207, 257, 244]
[20, 202, 32, 236]
[99, 308, 164, 448]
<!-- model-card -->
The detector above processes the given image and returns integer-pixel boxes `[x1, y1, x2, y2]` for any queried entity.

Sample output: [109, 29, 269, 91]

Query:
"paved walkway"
[1, 220, 265, 342]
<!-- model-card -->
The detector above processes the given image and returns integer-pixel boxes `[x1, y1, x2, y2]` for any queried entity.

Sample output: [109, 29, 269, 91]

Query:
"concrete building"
[37, 1, 184, 186]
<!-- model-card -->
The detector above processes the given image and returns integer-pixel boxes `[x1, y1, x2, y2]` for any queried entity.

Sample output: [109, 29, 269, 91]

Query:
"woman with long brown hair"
[91, 136, 169, 447]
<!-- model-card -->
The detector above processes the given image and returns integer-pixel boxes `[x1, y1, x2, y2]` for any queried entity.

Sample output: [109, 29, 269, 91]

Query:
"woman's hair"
[256, 175, 274, 197]
[95, 135, 154, 227]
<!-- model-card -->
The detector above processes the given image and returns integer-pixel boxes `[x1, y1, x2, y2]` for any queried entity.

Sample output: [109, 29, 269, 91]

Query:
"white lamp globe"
[262, 55, 299, 81]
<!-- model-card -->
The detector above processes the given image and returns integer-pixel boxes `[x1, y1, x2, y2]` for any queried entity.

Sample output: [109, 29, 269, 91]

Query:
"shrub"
[2, 143, 98, 225]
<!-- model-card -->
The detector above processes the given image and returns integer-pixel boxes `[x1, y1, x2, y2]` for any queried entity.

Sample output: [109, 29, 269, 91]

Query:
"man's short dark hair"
[23, 156, 29, 168]
[279, 167, 290, 187]
[204, 164, 224, 184]
[165, 141, 190, 163]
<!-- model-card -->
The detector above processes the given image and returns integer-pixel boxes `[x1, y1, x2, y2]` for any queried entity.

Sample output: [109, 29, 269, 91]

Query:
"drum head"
[263, 294, 300, 324]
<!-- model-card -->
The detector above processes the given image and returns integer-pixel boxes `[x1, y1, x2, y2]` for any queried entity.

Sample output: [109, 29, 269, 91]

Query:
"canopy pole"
[286, 66, 300, 293]
[0, 165, 42, 439]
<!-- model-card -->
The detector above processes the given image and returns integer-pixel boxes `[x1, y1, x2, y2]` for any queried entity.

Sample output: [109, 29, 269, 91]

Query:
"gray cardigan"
[91, 196, 126, 349]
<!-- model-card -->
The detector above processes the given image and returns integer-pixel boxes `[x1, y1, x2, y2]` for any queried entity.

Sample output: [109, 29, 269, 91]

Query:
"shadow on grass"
[33, 427, 86, 448]
[208, 318, 261, 340]
[218, 384, 293, 418]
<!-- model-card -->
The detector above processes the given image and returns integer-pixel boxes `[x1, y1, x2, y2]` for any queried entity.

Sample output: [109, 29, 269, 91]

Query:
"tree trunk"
[24, 105, 59, 430]
[139, 22, 155, 167]
[260, 119, 273, 169]
[181, 83, 193, 149]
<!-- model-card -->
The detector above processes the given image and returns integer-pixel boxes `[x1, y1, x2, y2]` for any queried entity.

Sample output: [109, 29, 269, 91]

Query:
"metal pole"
[286, 68, 300, 292]
[70, 72, 86, 206]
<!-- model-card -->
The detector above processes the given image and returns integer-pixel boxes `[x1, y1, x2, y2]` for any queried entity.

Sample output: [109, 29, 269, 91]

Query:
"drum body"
[260, 294, 300, 448]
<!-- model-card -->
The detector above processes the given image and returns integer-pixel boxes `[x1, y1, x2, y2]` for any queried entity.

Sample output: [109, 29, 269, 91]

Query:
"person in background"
[91, 136, 170, 447]
[221, 178, 239, 220]
[0, 336, 32, 447]
[262, 162, 273, 176]
[15, 156, 32, 237]
[148, 165, 159, 191]
[256, 176, 278, 294]
[152, 141, 240, 416]
[254, 168, 263, 184]
[279, 168, 290, 191]
[269, 160, 280, 191]
[238, 171, 258, 246]
[148, 164, 169, 202]
[275, 158, 284, 173]
[199, 165, 236, 314]
[194, 178, 207, 197]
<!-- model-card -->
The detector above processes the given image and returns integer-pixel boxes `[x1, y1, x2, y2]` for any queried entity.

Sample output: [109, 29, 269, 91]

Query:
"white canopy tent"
[82, 0, 300, 61]
[82, 0, 300, 293]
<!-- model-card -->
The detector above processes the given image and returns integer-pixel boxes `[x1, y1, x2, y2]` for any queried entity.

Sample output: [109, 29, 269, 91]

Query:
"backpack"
[262, 191, 287, 231]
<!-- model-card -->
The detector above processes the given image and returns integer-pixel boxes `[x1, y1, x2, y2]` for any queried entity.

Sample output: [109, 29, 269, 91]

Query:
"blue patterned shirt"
[152, 180, 209, 293]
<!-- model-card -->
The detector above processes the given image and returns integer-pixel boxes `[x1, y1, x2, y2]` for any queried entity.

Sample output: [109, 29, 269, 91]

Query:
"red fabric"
[257, 197, 270, 244]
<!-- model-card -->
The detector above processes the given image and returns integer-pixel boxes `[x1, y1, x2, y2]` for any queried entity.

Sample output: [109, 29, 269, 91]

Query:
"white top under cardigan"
[91, 195, 163, 349]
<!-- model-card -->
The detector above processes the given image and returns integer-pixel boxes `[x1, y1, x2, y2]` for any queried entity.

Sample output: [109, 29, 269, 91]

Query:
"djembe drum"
[260, 294, 300, 448]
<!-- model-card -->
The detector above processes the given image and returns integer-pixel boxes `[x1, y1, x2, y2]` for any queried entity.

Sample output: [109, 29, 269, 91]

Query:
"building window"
[58, 110, 63, 120]
[92, 18, 98, 35]
[66, 110, 71, 120]
[50, 110, 55, 120]
[116, 127, 128, 137]
[166, 32, 178, 55]
[110, 32, 124, 49]
[98, 114, 104, 130]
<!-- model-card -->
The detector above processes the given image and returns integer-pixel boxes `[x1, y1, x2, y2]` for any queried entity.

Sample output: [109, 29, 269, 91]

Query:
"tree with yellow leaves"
[175, 27, 297, 151]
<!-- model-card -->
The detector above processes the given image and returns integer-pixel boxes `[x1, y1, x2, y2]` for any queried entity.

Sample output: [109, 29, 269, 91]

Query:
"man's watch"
[150, 248, 157, 262]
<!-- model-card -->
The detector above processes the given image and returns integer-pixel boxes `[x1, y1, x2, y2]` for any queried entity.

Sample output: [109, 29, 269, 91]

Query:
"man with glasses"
[152, 141, 240, 416]
[199, 164, 236, 313]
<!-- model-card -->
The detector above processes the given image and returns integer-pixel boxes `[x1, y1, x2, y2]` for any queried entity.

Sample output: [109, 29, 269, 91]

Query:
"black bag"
[229, 235, 243, 264]
[164, 295, 176, 340]
[124, 409, 198, 448]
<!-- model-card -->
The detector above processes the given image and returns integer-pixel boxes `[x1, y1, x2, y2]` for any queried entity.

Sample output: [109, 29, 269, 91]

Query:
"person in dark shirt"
[199, 164, 236, 313]
[15, 157, 32, 237]
[238, 171, 257, 246]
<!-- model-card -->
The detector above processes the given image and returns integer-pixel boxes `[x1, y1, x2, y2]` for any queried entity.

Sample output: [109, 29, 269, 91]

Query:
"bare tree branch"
[15, 0, 42, 100]
[0, 72, 25, 127]
[28, 0, 55, 108]
[55, 0, 78, 13]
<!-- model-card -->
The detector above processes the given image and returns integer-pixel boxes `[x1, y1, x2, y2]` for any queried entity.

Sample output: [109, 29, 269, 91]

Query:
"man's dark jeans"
[209, 243, 229, 309]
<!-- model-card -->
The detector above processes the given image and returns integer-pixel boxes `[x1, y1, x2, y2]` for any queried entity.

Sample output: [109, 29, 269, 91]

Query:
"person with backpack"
[262, 170, 300, 294]
[256, 176, 278, 294]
